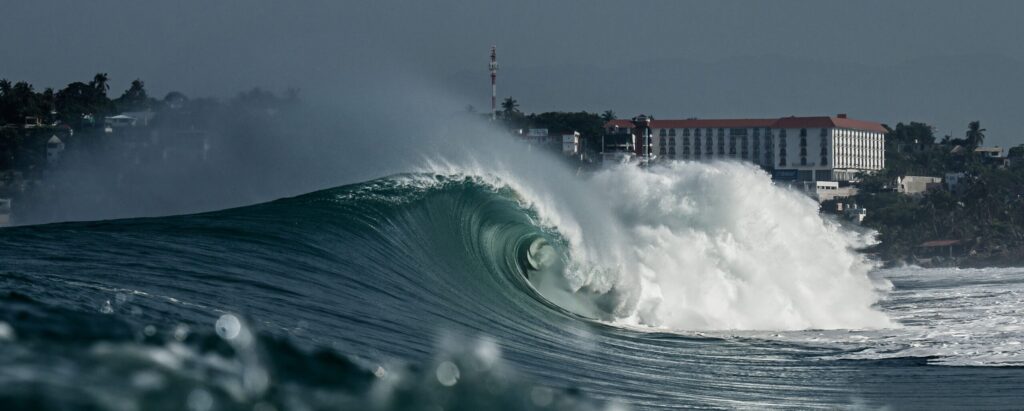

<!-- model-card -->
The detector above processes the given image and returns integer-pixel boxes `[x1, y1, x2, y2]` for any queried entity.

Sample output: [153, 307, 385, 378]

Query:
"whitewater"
[2, 149, 1024, 409]
[419, 160, 892, 331]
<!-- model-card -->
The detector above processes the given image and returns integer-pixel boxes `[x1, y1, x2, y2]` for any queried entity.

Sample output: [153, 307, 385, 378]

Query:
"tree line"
[848, 120, 1024, 266]
[0, 74, 163, 130]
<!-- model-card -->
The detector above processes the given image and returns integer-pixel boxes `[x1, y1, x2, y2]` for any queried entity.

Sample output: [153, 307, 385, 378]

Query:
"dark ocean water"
[1, 174, 1023, 410]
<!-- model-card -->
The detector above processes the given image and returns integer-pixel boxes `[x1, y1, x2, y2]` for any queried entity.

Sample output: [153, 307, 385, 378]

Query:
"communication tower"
[489, 46, 498, 120]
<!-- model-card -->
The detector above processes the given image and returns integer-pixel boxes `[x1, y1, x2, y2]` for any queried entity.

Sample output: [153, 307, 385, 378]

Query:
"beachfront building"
[604, 114, 886, 182]
[46, 135, 65, 164]
[562, 131, 581, 156]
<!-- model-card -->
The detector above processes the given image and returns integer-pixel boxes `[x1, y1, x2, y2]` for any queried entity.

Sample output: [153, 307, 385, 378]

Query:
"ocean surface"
[1, 162, 1023, 410]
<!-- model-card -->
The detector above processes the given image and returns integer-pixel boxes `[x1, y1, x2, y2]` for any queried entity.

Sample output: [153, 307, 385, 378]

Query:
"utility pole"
[489, 46, 498, 120]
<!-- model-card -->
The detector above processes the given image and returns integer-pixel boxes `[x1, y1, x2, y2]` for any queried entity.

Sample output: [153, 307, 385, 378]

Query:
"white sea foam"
[789, 266, 1024, 366]
[423, 157, 894, 331]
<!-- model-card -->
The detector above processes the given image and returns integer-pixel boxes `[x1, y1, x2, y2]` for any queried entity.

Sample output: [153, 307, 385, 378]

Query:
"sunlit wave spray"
[425, 159, 894, 331]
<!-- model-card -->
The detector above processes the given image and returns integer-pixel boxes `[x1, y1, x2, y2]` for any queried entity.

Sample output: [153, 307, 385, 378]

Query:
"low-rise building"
[561, 132, 580, 156]
[974, 146, 1003, 158]
[945, 172, 967, 192]
[105, 114, 137, 130]
[46, 135, 65, 164]
[896, 175, 942, 195]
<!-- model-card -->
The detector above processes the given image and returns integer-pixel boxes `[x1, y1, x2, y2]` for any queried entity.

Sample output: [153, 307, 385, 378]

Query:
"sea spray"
[588, 162, 893, 330]
[423, 158, 893, 331]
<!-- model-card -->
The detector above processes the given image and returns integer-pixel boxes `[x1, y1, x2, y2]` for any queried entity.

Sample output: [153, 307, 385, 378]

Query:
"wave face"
[2, 163, 1024, 409]
[519, 162, 893, 330]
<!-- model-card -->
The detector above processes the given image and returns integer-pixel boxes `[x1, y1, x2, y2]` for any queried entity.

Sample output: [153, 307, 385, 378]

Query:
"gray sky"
[3, 0, 1023, 146]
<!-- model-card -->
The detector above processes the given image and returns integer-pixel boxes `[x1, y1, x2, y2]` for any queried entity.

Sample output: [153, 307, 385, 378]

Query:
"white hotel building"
[605, 114, 886, 182]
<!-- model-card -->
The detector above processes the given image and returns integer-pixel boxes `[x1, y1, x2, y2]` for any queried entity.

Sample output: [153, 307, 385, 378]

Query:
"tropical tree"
[55, 81, 111, 127]
[966, 121, 986, 149]
[91, 73, 110, 93]
[500, 97, 520, 117]
[600, 110, 616, 122]
[115, 79, 152, 111]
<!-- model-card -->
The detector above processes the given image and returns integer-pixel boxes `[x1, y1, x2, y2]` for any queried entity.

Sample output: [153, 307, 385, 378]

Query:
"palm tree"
[500, 97, 519, 117]
[600, 110, 616, 122]
[966, 121, 986, 149]
[91, 73, 110, 93]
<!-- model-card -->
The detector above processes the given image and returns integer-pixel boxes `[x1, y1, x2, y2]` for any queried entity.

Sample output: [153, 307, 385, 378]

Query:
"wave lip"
[407, 161, 894, 332]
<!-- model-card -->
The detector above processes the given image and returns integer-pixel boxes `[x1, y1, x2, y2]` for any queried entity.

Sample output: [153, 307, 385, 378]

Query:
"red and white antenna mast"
[489, 45, 498, 120]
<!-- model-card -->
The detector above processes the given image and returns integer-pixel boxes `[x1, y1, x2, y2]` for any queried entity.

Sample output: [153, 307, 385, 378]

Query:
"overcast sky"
[3, 0, 1023, 146]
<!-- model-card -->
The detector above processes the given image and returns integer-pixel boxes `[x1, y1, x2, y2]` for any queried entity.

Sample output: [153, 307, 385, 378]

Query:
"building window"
[693, 136, 701, 159]
[752, 135, 760, 163]
[729, 136, 737, 156]
[659, 129, 667, 137]
[779, 136, 788, 166]
[683, 128, 690, 137]
[820, 128, 828, 138]
[669, 128, 676, 137]
[820, 135, 829, 166]
[695, 128, 701, 137]
[717, 128, 725, 138]
[717, 136, 725, 155]
[800, 128, 807, 137]
[682, 137, 691, 158]
[741, 136, 749, 160]
[659, 136, 667, 155]
[706, 136, 713, 155]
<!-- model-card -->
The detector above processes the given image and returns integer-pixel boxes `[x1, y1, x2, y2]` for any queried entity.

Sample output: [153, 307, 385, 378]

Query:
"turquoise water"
[1, 174, 1023, 410]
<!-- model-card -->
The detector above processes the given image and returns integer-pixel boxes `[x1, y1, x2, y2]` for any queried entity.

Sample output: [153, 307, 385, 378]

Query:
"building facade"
[605, 114, 886, 181]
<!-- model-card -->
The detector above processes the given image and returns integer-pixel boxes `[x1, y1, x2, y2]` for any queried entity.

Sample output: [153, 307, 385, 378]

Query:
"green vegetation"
[848, 121, 1024, 266]
[1, 74, 300, 211]
[495, 96, 609, 160]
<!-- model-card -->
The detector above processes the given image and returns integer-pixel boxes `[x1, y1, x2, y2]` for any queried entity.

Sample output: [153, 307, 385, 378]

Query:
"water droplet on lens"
[174, 324, 190, 341]
[186, 388, 214, 411]
[215, 314, 241, 340]
[530, 386, 554, 407]
[243, 367, 270, 395]
[100, 300, 114, 314]
[374, 366, 387, 378]
[0, 322, 15, 341]
[131, 370, 165, 390]
[253, 402, 277, 411]
[144, 325, 157, 336]
[435, 361, 460, 387]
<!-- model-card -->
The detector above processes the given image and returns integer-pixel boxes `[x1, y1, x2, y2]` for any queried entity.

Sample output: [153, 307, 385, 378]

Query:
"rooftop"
[606, 115, 887, 134]
[919, 240, 961, 248]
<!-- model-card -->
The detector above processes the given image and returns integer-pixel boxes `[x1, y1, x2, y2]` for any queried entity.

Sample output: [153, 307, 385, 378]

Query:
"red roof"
[918, 240, 961, 248]
[605, 115, 887, 133]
